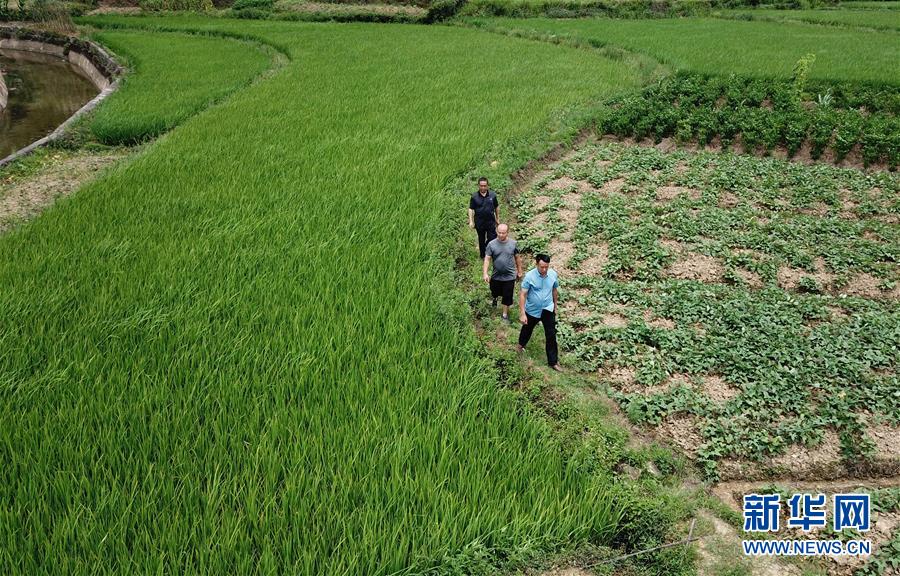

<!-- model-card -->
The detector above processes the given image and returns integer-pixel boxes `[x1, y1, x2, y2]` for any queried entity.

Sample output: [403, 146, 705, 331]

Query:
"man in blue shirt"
[518, 253, 561, 371]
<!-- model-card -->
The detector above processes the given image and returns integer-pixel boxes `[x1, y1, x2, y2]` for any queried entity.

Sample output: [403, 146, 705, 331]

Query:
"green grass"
[473, 17, 900, 84]
[719, 8, 900, 30]
[514, 141, 899, 480]
[839, 0, 900, 8]
[0, 17, 643, 575]
[88, 29, 274, 144]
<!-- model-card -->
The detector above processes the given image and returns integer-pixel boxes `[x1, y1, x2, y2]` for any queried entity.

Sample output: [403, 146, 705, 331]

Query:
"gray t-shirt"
[486, 238, 519, 281]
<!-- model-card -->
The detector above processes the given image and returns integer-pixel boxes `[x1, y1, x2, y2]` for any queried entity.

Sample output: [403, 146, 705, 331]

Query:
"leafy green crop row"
[600, 72, 899, 167]
[513, 141, 899, 480]
[0, 17, 643, 575]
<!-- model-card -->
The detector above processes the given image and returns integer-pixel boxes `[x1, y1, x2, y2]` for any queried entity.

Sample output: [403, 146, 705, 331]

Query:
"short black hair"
[536, 253, 550, 264]
[477, 176, 488, 184]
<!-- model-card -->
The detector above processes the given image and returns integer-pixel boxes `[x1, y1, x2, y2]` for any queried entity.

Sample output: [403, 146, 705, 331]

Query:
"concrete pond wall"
[0, 26, 122, 165]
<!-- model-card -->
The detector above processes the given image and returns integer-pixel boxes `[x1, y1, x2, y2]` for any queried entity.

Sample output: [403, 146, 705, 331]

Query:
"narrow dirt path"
[0, 149, 127, 233]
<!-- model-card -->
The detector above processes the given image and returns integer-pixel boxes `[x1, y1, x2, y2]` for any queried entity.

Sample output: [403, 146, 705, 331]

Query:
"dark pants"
[476, 225, 497, 259]
[518, 309, 558, 366]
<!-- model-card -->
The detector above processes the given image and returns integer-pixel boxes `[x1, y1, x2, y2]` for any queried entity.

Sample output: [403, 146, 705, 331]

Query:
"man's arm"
[494, 197, 500, 225]
[519, 287, 528, 325]
[552, 287, 559, 314]
[483, 254, 492, 283]
[515, 254, 523, 280]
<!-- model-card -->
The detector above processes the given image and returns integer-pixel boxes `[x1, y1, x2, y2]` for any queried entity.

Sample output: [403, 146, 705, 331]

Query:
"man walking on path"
[518, 254, 561, 371]
[468, 176, 499, 259]
[483, 223, 523, 323]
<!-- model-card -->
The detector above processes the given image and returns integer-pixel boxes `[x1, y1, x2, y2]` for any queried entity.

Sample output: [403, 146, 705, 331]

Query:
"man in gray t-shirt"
[483, 223, 523, 322]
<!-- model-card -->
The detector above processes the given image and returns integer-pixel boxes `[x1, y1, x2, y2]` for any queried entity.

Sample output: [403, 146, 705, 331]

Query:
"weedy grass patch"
[0, 17, 644, 575]
[514, 140, 899, 481]
[473, 16, 900, 84]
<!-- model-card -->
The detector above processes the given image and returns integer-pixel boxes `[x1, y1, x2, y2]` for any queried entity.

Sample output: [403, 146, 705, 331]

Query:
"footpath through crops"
[0, 17, 642, 575]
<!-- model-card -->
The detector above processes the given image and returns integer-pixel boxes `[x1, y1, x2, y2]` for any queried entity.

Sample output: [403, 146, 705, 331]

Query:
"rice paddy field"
[1, 6, 899, 576]
[472, 16, 900, 84]
[720, 8, 900, 30]
[0, 18, 641, 575]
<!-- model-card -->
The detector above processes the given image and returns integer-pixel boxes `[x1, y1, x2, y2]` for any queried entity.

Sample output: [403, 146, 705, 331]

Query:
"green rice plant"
[718, 8, 900, 31]
[474, 16, 900, 84]
[0, 17, 642, 575]
[88, 29, 273, 144]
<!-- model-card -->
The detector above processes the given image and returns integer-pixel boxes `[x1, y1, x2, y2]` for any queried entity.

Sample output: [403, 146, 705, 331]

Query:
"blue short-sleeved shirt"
[521, 268, 559, 318]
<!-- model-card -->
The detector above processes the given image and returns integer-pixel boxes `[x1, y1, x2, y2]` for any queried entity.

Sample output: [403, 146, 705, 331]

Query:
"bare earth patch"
[643, 309, 675, 329]
[702, 375, 740, 403]
[841, 272, 900, 300]
[667, 252, 723, 283]
[771, 430, 843, 474]
[777, 257, 834, 292]
[0, 151, 126, 233]
[656, 185, 701, 203]
[578, 244, 608, 276]
[735, 268, 763, 288]
[658, 414, 703, 458]
[868, 423, 900, 460]
[601, 312, 628, 329]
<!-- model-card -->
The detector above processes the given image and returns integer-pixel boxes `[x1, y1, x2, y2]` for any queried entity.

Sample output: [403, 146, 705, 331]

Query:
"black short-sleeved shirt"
[470, 190, 499, 229]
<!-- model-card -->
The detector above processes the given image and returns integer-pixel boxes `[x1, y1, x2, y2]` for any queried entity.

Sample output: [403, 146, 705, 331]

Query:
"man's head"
[497, 223, 509, 241]
[536, 253, 550, 276]
[477, 177, 489, 194]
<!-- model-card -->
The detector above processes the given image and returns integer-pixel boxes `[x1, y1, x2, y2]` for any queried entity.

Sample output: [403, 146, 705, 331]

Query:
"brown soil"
[599, 177, 626, 196]
[777, 257, 834, 292]
[533, 195, 552, 211]
[772, 430, 843, 472]
[643, 309, 675, 329]
[86, 5, 141, 14]
[841, 272, 900, 300]
[667, 252, 724, 283]
[800, 201, 830, 217]
[599, 365, 637, 390]
[546, 176, 579, 192]
[601, 312, 628, 329]
[718, 191, 740, 209]
[702, 375, 740, 403]
[735, 268, 764, 289]
[656, 185, 701, 203]
[578, 244, 608, 276]
[657, 414, 704, 458]
[0, 151, 125, 233]
[275, 1, 426, 16]
[547, 238, 576, 273]
[867, 423, 900, 460]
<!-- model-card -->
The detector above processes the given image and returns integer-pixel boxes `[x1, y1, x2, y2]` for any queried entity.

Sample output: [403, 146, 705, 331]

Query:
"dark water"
[0, 49, 98, 159]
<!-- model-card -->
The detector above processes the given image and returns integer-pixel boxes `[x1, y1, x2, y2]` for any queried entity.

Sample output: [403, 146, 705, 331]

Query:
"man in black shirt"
[468, 176, 499, 259]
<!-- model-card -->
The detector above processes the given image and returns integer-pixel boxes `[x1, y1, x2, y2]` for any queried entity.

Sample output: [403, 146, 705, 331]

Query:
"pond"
[0, 48, 98, 159]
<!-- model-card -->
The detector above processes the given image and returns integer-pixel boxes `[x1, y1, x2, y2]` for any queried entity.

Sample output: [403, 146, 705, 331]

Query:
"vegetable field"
[513, 140, 899, 481]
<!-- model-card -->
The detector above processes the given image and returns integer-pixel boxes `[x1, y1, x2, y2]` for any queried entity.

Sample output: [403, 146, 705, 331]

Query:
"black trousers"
[476, 225, 497, 259]
[518, 309, 558, 366]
